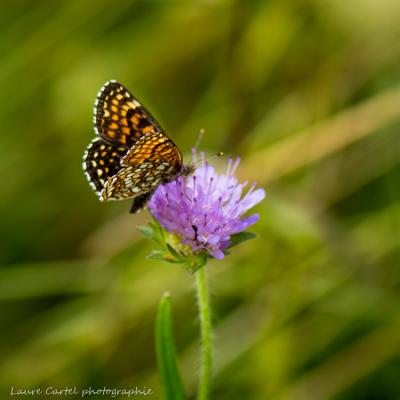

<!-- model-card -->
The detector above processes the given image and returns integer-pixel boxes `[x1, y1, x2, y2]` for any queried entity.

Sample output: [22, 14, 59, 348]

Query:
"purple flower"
[148, 151, 266, 260]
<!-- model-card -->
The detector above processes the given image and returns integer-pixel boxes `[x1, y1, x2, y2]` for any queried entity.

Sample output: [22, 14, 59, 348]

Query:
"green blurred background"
[1, 1, 400, 399]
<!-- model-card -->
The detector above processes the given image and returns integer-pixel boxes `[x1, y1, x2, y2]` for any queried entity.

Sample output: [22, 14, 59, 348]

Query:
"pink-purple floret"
[148, 151, 266, 259]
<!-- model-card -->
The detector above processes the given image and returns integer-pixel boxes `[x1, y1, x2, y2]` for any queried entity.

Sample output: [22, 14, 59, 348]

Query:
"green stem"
[195, 266, 213, 400]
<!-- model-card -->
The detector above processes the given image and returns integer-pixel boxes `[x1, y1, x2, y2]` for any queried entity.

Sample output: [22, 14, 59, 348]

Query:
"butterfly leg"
[130, 192, 153, 214]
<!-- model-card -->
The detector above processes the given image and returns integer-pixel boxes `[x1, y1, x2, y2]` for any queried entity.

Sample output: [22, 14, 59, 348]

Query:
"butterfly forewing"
[94, 80, 163, 147]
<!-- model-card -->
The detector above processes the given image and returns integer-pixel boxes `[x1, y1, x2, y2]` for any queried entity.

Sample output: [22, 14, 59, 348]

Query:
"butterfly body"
[83, 81, 191, 213]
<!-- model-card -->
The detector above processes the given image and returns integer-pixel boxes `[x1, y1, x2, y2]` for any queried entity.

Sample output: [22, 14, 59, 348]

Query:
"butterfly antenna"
[194, 128, 205, 152]
[193, 151, 224, 165]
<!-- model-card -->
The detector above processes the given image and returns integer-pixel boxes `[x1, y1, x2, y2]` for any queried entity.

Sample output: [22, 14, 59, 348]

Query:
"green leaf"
[156, 293, 185, 400]
[166, 244, 184, 261]
[148, 250, 168, 260]
[148, 250, 184, 264]
[227, 231, 257, 249]
[137, 225, 158, 242]
[149, 219, 165, 244]
[138, 220, 165, 245]
[185, 253, 208, 273]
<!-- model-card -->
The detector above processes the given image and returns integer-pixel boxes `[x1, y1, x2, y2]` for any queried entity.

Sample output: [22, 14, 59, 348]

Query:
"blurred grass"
[0, 1, 400, 399]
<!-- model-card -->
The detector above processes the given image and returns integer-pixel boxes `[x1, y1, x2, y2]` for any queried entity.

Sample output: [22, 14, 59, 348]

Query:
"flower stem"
[195, 266, 213, 400]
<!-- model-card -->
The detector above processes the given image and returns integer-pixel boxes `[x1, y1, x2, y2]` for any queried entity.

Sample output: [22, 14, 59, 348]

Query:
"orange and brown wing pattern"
[121, 131, 183, 167]
[101, 131, 183, 201]
[84, 82, 186, 213]
[94, 80, 163, 147]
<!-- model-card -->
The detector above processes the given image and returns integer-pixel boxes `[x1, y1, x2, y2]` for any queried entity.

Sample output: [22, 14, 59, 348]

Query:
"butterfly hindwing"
[101, 164, 163, 201]
[83, 138, 128, 196]
[101, 131, 182, 201]
[94, 80, 163, 147]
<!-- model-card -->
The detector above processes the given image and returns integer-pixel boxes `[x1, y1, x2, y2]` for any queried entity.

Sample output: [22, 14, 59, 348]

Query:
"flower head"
[148, 151, 265, 259]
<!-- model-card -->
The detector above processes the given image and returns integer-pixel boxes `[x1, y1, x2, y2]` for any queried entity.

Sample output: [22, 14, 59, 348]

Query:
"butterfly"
[83, 81, 193, 213]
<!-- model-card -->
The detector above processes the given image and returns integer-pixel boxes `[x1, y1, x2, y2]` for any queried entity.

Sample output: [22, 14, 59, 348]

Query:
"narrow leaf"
[149, 219, 165, 245]
[166, 244, 184, 261]
[148, 250, 168, 260]
[227, 231, 256, 249]
[185, 253, 208, 273]
[156, 293, 185, 400]
[137, 225, 157, 242]
[138, 221, 165, 245]
[148, 250, 185, 264]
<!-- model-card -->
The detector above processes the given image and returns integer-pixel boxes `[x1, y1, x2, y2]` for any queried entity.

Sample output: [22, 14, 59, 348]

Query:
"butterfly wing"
[82, 138, 127, 197]
[121, 131, 183, 167]
[101, 131, 183, 203]
[84, 81, 183, 211]
[94, 80, 163, 147]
